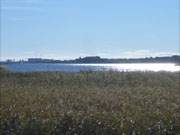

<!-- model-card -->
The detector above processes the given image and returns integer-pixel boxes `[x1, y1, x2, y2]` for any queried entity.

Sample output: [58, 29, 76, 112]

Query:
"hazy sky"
[1, 0, 180, 60]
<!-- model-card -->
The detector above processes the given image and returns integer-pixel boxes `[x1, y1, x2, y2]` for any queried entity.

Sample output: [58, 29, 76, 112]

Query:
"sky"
[1, 0, 180, 60]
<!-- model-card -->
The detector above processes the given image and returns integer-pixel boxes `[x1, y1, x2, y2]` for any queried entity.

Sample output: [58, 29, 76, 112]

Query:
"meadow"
[0, 67, 180, 135]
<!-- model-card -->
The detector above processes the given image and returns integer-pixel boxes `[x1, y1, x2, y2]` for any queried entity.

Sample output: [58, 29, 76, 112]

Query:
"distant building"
[28, 58, 54, 63]
[28, 58, 42, 63]
[6, 59, 14, 63]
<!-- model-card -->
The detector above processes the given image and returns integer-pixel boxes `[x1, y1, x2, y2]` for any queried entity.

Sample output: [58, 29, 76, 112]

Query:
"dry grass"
[0, 69, 180, 135]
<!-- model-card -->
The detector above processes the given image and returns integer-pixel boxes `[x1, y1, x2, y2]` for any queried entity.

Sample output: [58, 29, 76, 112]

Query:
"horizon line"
[1, 55, 180, 62]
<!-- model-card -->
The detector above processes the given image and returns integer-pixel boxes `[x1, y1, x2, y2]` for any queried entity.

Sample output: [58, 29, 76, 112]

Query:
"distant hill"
[1, 55, 180, 64]
[73, 55, 180, 64]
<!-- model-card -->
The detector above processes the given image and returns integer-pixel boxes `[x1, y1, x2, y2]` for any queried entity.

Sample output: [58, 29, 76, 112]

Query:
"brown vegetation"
[0, 70, 180, 134]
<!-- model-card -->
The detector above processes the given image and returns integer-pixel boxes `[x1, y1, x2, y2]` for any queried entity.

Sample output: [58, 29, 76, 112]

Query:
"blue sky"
[1, 0, 179, 60]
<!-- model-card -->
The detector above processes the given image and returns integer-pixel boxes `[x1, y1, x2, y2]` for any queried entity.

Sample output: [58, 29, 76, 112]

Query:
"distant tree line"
[1, 55, 180, 64]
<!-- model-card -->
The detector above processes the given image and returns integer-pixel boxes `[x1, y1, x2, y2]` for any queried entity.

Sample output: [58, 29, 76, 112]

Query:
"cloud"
[80, 50, 179, 59]
[120, 50, 179, 58]
[1, 0, 44, 12]
[1, 6, 42, 11]
[1, 0, 43, 5]
[1, 0, 44, 21]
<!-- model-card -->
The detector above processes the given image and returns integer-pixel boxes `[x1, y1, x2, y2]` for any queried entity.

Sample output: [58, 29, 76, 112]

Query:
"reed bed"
[0, 68, 180, 135]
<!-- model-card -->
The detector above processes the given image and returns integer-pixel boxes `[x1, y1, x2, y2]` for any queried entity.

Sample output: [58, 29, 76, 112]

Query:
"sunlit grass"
[0, 68, 180, 134]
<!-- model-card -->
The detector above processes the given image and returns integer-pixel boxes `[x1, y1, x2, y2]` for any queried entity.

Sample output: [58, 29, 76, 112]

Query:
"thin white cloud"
[20, 0, 43, 4]
[1, 0, 43, 4]
[1, 0, 44, 11]
[1, 0, 45, 21]
[77, 50, 179, 59]
[119, 50, 179, 58]
[1, 6, 42, 11]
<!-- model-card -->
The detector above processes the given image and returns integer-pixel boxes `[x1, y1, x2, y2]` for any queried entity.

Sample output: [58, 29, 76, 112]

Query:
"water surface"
[3, 63, 180, 72]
